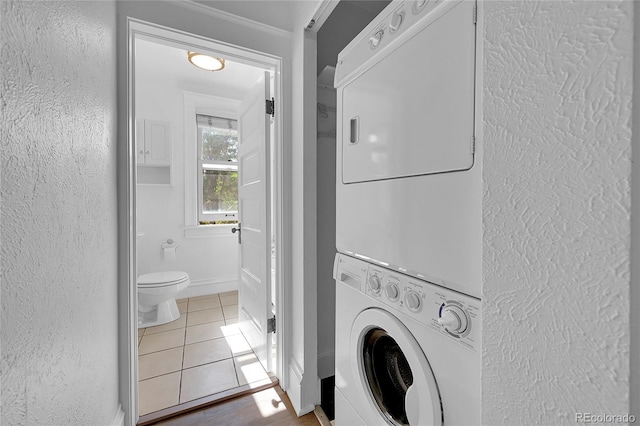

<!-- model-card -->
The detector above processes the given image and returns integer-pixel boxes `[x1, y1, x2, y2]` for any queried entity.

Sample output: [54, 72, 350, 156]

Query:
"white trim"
[119, 17, 139, 426]
[110, 404, 125, 426]
[305, 0, 340, 33]
[287, 357, 316, 416]
[180, 0, 293, 37]
[179, 277, 239, 299]
[184, 92, 241, 230]
[126, 18, 286, 422]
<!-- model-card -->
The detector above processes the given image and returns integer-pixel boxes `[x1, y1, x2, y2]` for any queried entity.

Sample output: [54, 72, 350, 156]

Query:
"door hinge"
[471, 136, 476, 155]
[266, 97, 275, 117]
[267, 316, 276, 333]
[473, 4, 477, 24]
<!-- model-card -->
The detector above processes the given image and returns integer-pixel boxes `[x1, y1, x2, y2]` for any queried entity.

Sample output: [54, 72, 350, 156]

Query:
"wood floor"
[149, 385, 320, 426]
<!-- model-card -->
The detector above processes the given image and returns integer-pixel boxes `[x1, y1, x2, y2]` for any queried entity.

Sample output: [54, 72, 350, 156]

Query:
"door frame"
[122, 18, 285, 424]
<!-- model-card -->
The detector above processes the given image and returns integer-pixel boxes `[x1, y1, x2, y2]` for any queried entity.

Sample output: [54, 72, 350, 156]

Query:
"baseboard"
[111, 404, 125, 426]
[287, 357, 316, 416]
[179, 277, 238, 299]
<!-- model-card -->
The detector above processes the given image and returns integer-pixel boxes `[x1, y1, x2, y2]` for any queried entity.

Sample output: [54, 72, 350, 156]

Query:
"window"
[196, 114, 238, 224]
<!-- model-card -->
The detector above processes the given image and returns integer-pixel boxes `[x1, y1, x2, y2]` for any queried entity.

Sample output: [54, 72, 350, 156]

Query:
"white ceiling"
[135, 38, 266, 99]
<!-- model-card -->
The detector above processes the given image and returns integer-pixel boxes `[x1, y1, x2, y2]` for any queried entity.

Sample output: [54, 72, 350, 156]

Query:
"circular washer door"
[351, 308, 442, 426]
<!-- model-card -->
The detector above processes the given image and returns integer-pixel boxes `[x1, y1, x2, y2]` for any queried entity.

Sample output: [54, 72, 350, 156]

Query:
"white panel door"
[237, 71, 272, 372]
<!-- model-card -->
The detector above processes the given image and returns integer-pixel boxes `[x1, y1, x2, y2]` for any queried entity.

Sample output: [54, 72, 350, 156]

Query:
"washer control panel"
[363, 261, 480, 352]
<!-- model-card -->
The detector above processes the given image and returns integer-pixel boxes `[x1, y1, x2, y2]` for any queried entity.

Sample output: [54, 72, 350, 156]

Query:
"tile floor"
[137, 291, 271, 416]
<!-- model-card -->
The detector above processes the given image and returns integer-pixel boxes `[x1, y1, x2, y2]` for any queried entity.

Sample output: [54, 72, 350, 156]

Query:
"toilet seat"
[138, 271, 189, 288]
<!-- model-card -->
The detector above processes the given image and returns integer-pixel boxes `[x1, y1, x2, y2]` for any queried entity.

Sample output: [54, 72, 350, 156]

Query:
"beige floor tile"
[139, 347, 184, 381]
[183, 338, 233, 369]
[222, 320, 241, 335]
[180, 359, 238, 404]
[185, 321, 226, 345]
[138, 372, 181, 416]
[222, 304, 238, 319]
[189, 294, 220, 302]
[176, 297, 188, 303]
[138, 328, 146, 336]
[234, 353, 270, 386]
[177, 301, 187, 314]
[188, 297, 221, 312]
[139, 328, 185, 355]
[144, 314, 186, 335]
[220, 294, 238, 306]
[186, 308, 224, 327]
[224, 333, 252, 356]
[219, 290, 238, 297]
[138, 336, 143, 346]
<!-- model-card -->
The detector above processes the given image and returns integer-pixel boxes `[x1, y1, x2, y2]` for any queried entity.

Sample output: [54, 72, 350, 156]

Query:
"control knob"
[438, 304, 469, 335]
[368, 274, 382, 293]
[369, 29, 384, 49]
[405, 290, 422, 311]
[385, 283, 399, 301]
[389, 12, 404, 33]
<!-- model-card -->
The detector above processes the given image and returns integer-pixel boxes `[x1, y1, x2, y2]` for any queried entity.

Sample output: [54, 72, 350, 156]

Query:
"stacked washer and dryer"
[333, 0, 481, 425]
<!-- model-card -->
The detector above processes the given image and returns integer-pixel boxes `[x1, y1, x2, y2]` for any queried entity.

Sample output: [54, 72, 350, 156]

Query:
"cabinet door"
[144, 120, 171, 165]
[136, 120, 145, 165]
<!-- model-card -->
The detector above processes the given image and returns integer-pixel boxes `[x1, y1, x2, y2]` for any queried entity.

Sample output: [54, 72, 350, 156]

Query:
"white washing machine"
[334, 253, 480, 425]
[335, 0, 481, 298]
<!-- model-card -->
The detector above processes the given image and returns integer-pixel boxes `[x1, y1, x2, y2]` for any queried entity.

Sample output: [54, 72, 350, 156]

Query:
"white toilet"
[138, 271, 190, 328]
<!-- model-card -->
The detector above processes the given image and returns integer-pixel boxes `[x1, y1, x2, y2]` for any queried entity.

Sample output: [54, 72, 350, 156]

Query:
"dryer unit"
[335, 0, 480, 298]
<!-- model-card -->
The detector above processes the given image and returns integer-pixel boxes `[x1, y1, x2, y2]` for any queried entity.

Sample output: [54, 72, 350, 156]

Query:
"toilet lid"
[138, 271, 189, 287]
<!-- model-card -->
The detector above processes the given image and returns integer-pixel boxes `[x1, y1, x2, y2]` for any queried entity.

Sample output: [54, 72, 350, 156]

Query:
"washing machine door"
[351, 308, 442, 426]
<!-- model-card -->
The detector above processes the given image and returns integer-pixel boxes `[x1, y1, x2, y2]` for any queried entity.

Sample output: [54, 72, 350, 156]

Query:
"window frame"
[196, 114, 239, 224]
[182, 91, 241, 236]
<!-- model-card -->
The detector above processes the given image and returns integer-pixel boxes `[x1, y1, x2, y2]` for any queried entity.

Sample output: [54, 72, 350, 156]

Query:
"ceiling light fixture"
[187, 51, 225, 72]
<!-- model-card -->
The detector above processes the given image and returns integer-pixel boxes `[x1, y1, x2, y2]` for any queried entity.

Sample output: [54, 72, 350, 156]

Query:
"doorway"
[126, 19, 284, 423]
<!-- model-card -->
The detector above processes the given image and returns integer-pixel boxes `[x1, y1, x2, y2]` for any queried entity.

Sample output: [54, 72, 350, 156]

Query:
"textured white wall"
[482, 1, 633, 424]
[1, 1, 120, 425]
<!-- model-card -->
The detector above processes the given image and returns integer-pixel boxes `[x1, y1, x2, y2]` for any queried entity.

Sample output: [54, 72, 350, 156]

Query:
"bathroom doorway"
[126, 19, 284, 424]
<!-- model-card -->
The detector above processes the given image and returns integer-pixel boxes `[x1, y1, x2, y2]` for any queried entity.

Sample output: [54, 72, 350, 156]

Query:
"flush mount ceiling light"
[187, 51, 225, 72]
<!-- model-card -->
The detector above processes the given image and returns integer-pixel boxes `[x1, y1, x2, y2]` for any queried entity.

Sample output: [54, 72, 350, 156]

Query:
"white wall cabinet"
[137, 119, 172, 165]
[137, 119, 172, 185]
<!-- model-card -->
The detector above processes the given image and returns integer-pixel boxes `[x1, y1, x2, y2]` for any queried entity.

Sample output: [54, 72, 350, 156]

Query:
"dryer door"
[351, 308, 442, 426]
[339, 0, 476, 184]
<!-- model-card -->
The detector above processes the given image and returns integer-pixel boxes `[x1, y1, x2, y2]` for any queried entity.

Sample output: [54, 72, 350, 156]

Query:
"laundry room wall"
[135, 45, 240, 296]
[481, 1, 633, 424]
[3, 1, 121, 425]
